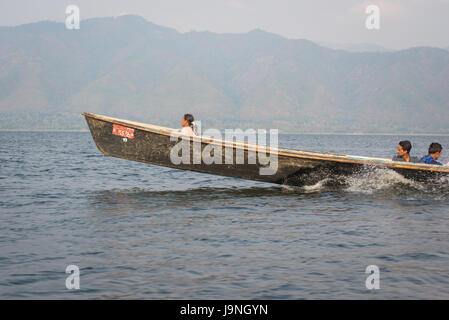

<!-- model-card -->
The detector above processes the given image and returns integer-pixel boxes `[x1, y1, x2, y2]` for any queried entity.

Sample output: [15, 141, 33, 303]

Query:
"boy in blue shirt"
[419, 143, 443, 165]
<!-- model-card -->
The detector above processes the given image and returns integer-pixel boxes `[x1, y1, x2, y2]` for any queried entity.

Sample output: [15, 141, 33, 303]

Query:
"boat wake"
[344, 167, 424, 194]
[302, 178, 332, 193]
[293, 166, 449, 198]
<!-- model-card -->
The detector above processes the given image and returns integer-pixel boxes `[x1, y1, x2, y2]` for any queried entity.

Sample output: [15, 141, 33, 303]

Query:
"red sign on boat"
[112, 124, 135, 139]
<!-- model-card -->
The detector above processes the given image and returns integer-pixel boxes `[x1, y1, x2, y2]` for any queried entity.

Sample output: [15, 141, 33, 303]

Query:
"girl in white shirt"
[180, 114, 198, 136]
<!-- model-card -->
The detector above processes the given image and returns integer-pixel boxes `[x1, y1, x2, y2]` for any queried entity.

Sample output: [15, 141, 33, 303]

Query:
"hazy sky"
[1, 0, 448, 50]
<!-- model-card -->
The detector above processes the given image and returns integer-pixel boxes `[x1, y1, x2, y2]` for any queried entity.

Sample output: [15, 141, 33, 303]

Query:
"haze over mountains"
[317, 42, 391, 53]
[1, 15, 449, 133]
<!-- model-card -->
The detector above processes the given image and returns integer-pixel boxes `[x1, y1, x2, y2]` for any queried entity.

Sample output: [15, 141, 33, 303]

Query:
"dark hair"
[183, 114, 194, 127]
[428, 142, 442, 154]
[399, 140, 412, 154]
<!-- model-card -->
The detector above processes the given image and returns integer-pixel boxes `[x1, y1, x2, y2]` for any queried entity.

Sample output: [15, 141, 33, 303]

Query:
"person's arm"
[428, 157, 442, 165]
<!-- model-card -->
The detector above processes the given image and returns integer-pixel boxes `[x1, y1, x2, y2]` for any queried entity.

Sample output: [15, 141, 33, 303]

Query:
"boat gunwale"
[82, 112, 449, 173]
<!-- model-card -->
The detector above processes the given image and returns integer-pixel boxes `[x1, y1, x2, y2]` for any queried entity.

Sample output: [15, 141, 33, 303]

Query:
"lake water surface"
[1, 132, 448, 299]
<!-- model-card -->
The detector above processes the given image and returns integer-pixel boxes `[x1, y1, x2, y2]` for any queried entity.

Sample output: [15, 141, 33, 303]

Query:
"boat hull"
[83, 113, 449, 187]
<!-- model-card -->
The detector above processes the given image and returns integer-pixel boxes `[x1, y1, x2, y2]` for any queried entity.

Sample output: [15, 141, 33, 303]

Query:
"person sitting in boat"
[419, 143, 443, 165]
[180, 113, 198, 136]
[392, 140, 418, 162]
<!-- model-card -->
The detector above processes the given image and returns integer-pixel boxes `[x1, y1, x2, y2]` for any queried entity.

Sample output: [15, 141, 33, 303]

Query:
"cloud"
[226, 1, 249, 10]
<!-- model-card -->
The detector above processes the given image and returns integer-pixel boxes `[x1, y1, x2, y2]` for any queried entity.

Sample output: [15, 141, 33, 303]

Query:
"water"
[1, 132, 448, 299]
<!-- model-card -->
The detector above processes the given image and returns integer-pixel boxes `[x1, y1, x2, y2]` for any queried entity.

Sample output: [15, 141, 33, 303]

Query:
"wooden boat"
[83, 113, 449, 187]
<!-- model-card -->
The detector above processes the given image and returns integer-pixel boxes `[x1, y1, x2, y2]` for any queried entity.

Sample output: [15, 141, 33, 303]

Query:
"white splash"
[344, 167, 423, 194]
[303, 179, 330, 193]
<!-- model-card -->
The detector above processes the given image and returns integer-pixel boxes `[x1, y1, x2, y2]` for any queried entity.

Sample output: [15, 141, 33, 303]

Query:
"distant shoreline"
[1, 129, 449, 136]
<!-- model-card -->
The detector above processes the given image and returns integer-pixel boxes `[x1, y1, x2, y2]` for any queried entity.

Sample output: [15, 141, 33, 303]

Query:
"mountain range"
[1, 15, 449, 133]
